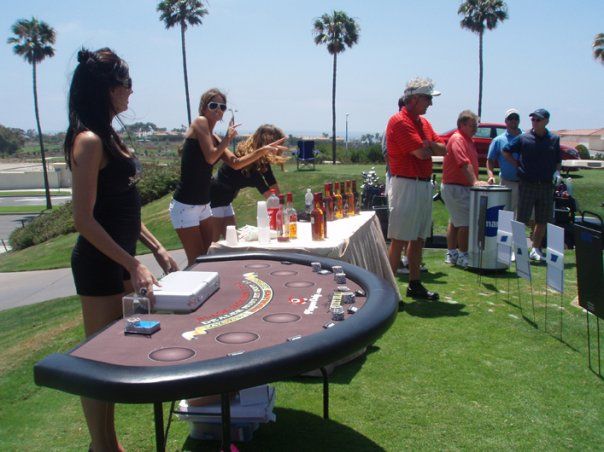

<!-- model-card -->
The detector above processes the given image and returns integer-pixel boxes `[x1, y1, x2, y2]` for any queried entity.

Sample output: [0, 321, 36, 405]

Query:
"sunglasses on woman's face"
[208, 102, 227, 112]
[121, 77, 132, 90]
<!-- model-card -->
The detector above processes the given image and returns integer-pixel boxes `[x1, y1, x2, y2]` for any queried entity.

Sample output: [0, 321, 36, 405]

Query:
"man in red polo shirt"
[441, 110, 488, 269]
[386, 77, 446, 300]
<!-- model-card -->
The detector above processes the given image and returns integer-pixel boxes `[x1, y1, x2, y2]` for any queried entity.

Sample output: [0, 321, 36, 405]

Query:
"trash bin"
[371, 195, 389, 241]
[468, 185, 511, 270]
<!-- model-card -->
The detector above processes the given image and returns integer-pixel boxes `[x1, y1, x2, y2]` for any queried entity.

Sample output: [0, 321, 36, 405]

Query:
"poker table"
[34, 252, 398, 451]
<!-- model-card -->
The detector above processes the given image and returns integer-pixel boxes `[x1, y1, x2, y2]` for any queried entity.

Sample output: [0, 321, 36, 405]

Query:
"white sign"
[546, 223, 565, 293]
[496, 210, 514, 265]
[511, 220, 531, 281]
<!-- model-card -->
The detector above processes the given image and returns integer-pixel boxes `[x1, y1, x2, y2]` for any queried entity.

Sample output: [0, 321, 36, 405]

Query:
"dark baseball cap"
[529, 108, 550, 120]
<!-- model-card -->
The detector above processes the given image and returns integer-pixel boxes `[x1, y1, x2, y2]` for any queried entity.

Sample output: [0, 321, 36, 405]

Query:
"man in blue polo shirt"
[487, 108, 522, 214]
[503, 108, 561, 261]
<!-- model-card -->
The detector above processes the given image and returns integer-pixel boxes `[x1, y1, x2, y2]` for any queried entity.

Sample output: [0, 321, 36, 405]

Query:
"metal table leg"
[221, 393, 231, 451]
[153, 402, 165, 452]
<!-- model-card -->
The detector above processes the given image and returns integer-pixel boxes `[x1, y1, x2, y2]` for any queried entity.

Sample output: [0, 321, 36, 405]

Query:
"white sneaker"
[529, 247, 546, 262]
[444, 251, 458, 265]
[511, 251, 516, 262]
[456, 253, 469, 269]
[397, 266, 410, 275]
[401, 255, 409, 267]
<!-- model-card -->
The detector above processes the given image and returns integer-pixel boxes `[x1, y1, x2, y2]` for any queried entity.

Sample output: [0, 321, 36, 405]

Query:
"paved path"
[0, 249, 188, 312]
[0, 196, 71, 207]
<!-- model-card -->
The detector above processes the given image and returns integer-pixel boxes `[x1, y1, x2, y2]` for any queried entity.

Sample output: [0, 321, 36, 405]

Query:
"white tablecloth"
[208, 211, 398, 293]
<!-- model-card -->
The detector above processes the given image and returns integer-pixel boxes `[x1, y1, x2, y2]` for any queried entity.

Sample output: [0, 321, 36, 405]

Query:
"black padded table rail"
[34, 252, 398, 404]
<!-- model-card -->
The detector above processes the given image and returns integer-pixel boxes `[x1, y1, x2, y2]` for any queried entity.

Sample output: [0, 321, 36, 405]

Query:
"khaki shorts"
[441, 184, 471, 228]
[500, 178, 519, 216]
[387, 177, 432, 241]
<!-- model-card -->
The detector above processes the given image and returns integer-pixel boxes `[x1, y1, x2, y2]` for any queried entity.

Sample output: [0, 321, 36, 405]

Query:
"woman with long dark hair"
[170, 89, 286, 264]
[65, 47, 178, 451]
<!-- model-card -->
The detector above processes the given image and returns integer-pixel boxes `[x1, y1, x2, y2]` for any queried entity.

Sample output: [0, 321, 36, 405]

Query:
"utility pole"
[345, 113, 349, 154]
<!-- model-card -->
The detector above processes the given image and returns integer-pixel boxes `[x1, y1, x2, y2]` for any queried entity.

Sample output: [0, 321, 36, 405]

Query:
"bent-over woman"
[210, 124, 288, 240]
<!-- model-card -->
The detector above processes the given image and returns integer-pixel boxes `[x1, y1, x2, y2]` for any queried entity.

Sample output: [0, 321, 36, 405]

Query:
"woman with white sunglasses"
[170, 88, 284, 265]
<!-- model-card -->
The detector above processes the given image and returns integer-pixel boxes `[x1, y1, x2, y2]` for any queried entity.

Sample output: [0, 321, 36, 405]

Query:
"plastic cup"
[258, 226, 270, 244]
[225, 225, 238, 246]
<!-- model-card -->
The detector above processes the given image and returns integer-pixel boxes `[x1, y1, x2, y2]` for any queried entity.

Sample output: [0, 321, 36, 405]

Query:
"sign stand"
[586, 313, 602, 377]
[512, 220, 536, 325]
[495, 210, 514, 307]
[546, 223, 566, 339]
[572, 211, 603, 376]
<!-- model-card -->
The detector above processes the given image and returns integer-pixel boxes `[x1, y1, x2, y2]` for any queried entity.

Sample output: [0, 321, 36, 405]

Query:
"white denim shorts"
[169, 199, 212, 229]
[211, 204, 235, 218]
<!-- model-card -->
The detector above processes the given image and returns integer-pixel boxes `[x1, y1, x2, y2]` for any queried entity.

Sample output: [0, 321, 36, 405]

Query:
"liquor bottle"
[310, 192, 324, 240]
[285, 192, 297, 239]
[346, 180, 355, 216]
[352, 180, 360, 215]
[277, 194, 287, 242]
[319, 192, 327, 238]
[333, 182, 343, 219]
[342, 181, 349, 218]
[324, 183, 334, 221]
[267, 189, 280, 231]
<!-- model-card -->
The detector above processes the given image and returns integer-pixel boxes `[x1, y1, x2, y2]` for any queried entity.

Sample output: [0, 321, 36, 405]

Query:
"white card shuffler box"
[152, 271, 220, 313]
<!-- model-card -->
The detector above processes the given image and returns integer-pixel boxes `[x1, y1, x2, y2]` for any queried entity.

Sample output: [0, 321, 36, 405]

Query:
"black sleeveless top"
[173, 137, 213, 205]
[210, 164, 277, 207]
[74, 154, 142, 255]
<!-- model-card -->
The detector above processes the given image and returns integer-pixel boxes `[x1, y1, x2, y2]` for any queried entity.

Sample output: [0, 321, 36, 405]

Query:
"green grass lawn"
[0, 190, 70, 197]
[0, 206, 51, 214]
[1, 251, 602, 450]
[0, 164, 601, 273]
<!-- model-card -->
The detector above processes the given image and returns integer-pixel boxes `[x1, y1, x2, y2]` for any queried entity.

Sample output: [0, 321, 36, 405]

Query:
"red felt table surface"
[71, 260, 364, 367]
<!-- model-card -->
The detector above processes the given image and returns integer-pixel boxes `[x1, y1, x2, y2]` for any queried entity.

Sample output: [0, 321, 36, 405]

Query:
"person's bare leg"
[446, 222, 457, 250]
[532, 222, 546, 249]
[80, 294, 125, 452]
[199, 217, 214, 255]
[176, 226, 206, 266]
[407, 239, 424, 281]
[457, 226, 469, 253]
[388, 238, 405, 274]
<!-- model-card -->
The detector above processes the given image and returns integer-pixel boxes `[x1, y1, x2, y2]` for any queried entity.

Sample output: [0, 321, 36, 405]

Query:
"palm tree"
[313, 11, 360, 164]
[157, 0, 208, 125]
[458, 0, 508, 117]
[7, 17, 56, 210]
[593, 33, 604, 64]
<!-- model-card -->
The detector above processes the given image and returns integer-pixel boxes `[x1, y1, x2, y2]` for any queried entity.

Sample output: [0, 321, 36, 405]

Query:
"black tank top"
[75, 154, 142, 254]
[173, 137, 212, 205]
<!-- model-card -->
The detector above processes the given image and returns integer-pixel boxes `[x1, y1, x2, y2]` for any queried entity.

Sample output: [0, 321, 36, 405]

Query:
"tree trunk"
[478, 30, 483, 118]
[32, 62, 52, 210]
[181, 23, 192, 125]
[331, 52, 337, 165]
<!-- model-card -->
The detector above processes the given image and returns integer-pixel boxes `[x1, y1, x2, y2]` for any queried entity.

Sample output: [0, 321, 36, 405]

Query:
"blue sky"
[2, 0, 603, 137]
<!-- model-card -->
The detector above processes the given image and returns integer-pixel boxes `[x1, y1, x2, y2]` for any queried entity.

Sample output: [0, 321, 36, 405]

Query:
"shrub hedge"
[9, 161, 180, 250]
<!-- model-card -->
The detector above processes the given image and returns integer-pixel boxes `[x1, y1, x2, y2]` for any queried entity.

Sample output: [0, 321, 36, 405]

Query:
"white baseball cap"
[504, 108, 520, 119]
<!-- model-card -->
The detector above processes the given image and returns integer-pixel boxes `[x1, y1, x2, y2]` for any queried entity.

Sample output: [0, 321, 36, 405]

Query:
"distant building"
[555, 128, 604, 152]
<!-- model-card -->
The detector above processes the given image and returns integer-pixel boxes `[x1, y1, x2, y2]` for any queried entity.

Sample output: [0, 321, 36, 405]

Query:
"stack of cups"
[257, 201, 270, 244]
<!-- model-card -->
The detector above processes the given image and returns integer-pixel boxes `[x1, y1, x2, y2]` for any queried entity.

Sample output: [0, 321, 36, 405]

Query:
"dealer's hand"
[154, 246, 179, 274]
[129, 261, 159, 296]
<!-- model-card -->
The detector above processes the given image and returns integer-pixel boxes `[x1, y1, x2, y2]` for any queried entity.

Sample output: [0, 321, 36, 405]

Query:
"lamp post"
[228, 108, 238, 151]
[345, 113, 349, 154]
